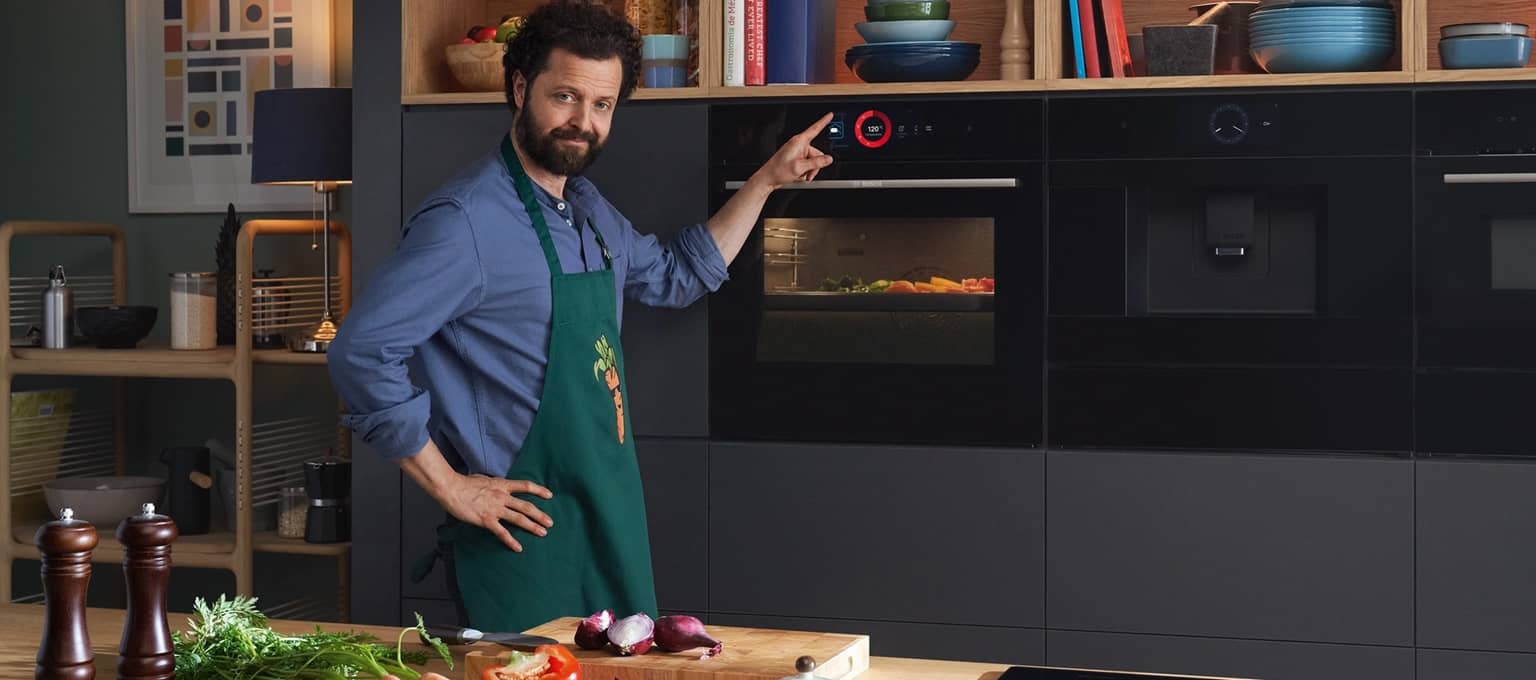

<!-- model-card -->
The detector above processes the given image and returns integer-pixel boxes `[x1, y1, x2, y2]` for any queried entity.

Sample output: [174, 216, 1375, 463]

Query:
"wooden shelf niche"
[1051, 0, 1413, 89]
[1418, 0, 1536, 80]
[402, 0, 709, 104]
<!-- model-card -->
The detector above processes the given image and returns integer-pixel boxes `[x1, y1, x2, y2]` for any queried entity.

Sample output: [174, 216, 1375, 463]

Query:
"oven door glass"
[1416, 155, 1536, 455]
[710, 167, 1042, 447]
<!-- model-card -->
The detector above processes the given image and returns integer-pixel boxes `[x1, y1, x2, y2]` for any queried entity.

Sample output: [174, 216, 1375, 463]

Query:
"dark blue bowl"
[847, 40, 981, 56]
[846, 44, 981, 82]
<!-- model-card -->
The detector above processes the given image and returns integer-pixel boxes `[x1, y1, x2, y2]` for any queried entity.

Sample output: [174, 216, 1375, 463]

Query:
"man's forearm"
[706, 174, 774, 265]
[398, 438, 461, 503]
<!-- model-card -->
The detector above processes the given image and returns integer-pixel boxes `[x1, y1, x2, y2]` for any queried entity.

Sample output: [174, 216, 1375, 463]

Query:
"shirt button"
[565, 218, 573, 226]
[557, 202, 566, 211]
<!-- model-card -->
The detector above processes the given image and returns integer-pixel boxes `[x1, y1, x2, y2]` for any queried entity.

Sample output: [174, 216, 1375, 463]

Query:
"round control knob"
[854, 110, 892, 149]
[1209, 103, 1249, 145]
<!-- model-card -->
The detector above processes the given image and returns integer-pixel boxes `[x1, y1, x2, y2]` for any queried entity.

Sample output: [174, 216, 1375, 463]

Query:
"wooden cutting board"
[464, 616, 870, 680]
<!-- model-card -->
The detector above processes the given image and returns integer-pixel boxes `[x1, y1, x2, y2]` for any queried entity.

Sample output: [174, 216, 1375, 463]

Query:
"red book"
[1099, 0, 1133, 77]
[1077, 0, 1102, 77]
[745, 0, 765, 85]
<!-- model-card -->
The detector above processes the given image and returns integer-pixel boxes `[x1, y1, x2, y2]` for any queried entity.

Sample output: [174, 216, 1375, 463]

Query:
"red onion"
[606, 612, 654, 656]
[654, 615, 723, 658]
[575, 609, 613, 650]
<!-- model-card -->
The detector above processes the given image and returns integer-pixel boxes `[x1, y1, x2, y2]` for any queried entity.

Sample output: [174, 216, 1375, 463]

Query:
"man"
[328, 0, 831, 633]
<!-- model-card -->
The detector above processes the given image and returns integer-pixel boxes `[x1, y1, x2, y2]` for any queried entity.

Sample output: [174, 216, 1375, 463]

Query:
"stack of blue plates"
[845, 41, 981, 82]
[1248, 0, 1397, 73]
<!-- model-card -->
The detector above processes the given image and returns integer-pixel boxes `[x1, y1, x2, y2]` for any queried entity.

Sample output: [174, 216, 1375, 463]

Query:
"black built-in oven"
[1415, 88, 1536, 457]
[1047, 90, 1414, 453]
[708, 98, 1044, 447]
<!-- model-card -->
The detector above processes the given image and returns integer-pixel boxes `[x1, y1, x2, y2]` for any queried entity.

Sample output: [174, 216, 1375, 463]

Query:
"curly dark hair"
[502, 0, 642, 112]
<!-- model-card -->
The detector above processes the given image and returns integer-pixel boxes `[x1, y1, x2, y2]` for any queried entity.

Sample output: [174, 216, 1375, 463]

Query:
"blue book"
[766, 0, 836, 84]
[1067, 0, 1087, 77]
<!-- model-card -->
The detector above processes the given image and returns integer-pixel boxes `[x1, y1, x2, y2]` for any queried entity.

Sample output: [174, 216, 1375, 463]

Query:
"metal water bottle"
[41, 265, 72, 349]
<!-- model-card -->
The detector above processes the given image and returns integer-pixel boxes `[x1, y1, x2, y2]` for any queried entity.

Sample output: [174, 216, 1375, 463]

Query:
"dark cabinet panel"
[1048, 630, 1413, 680]
[713, 613, 1044, 665]
[710, 442, 1044, 628]
[1050, 367, 1411, 453]
[1418, 649, 1536, 679]
[1047, 450, 1413, 646]
[1418, 459, 1536, 653]
[399, 474, 450, 601]
[1417, 371, 1536, 456]
[636, 438, 709, 613]
[594, 104, 710, 438]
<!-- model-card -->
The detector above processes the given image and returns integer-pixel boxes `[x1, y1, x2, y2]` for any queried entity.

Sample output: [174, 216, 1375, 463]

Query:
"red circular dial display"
[854, 110, 892, 149]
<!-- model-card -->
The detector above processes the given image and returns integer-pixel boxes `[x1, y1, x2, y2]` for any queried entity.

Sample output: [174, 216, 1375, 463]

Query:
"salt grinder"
[116, 503, 178, 680]
[35, 507, 98, 680]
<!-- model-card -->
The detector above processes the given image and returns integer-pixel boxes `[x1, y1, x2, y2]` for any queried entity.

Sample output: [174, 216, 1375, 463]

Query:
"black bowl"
[76, 305, 157, 349]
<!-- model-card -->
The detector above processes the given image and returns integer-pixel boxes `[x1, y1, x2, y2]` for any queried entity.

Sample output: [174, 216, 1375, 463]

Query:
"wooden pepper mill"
[1000, 0, 1033, 79]
[116, 503, 178, 680]
[35, 507, 98, 680]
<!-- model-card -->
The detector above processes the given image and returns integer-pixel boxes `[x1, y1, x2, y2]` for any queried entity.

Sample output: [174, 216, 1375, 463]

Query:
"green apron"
[430, 136, 658, 633]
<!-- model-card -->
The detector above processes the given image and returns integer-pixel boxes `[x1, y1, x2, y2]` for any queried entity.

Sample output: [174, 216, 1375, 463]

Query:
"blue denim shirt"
[328, 140, 727, 476]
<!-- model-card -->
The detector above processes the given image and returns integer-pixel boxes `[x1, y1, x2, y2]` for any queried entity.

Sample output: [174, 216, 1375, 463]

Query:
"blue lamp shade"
[251, 87, 352, 185]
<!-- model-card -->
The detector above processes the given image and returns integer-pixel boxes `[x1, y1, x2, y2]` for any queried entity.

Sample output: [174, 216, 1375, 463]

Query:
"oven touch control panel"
[711, 99, 1041, 164]
[854, 109, 892, 148]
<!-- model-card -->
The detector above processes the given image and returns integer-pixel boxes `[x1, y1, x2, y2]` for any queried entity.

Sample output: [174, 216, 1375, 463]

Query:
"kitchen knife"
[421, 625, 560, 649]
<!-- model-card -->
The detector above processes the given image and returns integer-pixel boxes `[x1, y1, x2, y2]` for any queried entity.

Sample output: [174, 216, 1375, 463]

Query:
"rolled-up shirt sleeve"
[328, 200, 486, 460]
[623, 220, 729, 308]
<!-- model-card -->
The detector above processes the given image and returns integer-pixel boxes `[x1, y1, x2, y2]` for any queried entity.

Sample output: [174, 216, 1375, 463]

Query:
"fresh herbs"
[172, 595, 453, 679]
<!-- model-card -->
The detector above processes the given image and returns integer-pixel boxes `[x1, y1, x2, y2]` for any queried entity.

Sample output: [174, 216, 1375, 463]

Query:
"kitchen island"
[0, 603, 1009, 679]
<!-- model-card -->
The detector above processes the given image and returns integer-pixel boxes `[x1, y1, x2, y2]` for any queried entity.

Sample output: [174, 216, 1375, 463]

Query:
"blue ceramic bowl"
[1251, 6, 1394, 20]
[1251, 35, 1395, 49]
[845, 44, 981, 82]
[846, 40, 980, 55]
[1440, 35, 1533, 68]
[1250, 15, 1395, 28]
[1251, 26, 1395, 38]
[1251, 39, 1395, 72]
[855, 19, 955, 43]
[1257, 0, 1391, 8]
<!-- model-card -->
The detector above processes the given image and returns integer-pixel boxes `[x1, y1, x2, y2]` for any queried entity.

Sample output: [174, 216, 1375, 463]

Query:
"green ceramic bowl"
[865, 1, 951, 21]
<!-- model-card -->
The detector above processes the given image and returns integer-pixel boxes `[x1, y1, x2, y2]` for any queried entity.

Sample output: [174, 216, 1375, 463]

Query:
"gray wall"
[2, 1, 353, 617]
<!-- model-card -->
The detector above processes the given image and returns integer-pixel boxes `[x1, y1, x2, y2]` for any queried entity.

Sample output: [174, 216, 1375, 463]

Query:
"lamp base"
[288, 316, 338, 354]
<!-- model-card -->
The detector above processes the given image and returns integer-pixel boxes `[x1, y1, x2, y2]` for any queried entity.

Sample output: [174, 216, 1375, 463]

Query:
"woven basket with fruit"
[445, 15, 524, 91]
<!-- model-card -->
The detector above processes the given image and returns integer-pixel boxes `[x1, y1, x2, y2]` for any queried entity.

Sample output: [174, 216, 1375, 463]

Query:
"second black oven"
[708, 98, 1045, 447]
[1047, 90, 1414, 453]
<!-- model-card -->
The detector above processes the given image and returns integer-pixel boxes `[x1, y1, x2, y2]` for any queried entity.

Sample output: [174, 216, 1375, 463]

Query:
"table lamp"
[251, 87, 352, 353]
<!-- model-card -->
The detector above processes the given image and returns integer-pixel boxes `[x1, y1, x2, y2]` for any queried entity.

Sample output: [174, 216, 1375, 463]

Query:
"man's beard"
[515, 106, 604, 177]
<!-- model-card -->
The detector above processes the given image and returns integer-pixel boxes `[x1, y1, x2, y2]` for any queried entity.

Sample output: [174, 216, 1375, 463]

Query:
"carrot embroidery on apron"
[592, 335, 624, 443]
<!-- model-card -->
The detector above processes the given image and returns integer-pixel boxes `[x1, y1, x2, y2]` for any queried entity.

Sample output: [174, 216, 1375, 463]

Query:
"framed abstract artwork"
[127, 0, 334, 213]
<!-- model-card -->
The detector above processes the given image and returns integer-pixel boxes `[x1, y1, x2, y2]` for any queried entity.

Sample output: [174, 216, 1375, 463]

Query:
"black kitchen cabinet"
[636, 438, 709, 614]
[401, 103, 711, 439]
[713, 613, 1045, 665]
[709, 442, 1044, 629]
[1047, 450, 1414, 646]
[1418, 649, 1536, 679]
[1047, 630, 1413, 680]
[1417, 459, 1536, 653]
[400, 472, 450, 601]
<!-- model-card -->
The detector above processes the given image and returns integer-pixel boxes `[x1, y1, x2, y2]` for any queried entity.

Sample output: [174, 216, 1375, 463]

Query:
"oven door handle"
[722, 178, 1019, 190]
[1443, 172, 1536, 184]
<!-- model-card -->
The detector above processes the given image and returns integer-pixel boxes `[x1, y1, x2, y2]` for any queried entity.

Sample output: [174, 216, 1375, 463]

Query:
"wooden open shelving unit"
[0, 220, 353, 621]
[404, 0, 1536, 104]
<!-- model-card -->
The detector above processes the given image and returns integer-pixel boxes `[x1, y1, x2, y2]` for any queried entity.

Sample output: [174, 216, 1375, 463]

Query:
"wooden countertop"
[0, 603, 1009, 680]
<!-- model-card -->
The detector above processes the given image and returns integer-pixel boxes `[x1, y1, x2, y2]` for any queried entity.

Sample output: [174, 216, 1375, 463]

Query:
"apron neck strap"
[500, 135, 611, 274]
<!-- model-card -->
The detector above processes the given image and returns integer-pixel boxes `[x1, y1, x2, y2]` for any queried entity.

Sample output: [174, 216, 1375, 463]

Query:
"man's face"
[513, 48, 622, 177]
